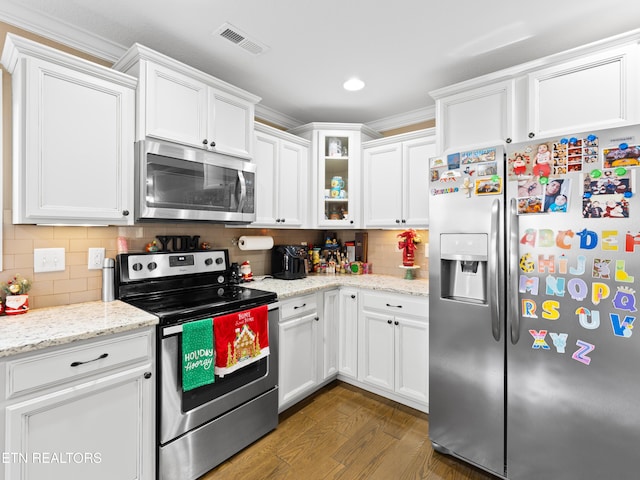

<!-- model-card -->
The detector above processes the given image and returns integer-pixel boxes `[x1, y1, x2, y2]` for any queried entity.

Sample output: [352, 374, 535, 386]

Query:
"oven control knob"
[148, 262, 158, 271]
[217, 275, 225, 284]
[205, 258, 213, 266]
[132, 262, 143, 271]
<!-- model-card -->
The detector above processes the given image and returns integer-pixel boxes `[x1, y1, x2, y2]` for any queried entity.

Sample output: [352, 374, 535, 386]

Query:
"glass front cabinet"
[289, 123, 381, 228]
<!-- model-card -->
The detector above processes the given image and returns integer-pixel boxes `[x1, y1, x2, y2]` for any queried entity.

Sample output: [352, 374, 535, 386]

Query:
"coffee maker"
[271, 245, 307, 280]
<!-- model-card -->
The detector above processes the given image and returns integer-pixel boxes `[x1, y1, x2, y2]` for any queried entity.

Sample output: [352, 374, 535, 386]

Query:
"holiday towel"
[182, 318, 215, 391]
[214, 305, 269, 377]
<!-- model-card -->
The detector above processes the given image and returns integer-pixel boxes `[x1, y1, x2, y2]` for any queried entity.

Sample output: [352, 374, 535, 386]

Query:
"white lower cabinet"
[338, 288, 359, 379]
[278, 294, 320, 411]
[358, 292, 429, 410]
[1, 328, 155, 480]
[322, 289, 340, 380]
[277, 288, 429, 413]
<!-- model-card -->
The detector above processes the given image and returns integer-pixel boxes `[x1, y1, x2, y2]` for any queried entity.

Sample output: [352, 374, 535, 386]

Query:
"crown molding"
[0, 3, 126, 63]
[365, 106, 436, 132]
[255, 104, 303, 130]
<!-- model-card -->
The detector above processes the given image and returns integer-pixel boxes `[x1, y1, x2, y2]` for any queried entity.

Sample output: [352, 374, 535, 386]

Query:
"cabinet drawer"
[6, 329, 153, 398]
[280, 294, 318, 321]
[361, 292, 428, 318]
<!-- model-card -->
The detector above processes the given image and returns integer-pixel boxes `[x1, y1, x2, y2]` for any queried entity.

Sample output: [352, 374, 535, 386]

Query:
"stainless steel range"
[115, 250, 279, 480]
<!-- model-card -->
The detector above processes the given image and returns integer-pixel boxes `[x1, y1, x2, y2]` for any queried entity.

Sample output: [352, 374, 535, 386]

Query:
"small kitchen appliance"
[135, 139, 256, 223]
[115, 250, 278, 480]
[271, 245, 307, 280]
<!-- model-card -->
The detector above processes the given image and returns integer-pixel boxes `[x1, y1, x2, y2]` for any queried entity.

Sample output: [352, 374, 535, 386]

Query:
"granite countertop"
[244, 273, 429, 300]
[0, 274, 424, 358]
[0, 300, 159, 358]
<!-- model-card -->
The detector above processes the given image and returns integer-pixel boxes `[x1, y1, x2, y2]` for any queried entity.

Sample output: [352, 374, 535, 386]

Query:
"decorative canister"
[330, 176, 345, 198]
[5, 295, 29, 314]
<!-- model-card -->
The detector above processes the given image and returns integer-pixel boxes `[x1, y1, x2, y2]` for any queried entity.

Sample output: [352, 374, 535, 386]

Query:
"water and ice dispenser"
[440, 233, 488, 304]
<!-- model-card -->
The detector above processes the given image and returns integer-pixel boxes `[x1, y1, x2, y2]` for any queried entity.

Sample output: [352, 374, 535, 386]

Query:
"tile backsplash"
[1, 211, 428, 310]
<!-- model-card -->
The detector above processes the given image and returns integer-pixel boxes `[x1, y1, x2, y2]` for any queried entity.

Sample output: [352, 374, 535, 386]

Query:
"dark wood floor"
[199, 381, 497, 480]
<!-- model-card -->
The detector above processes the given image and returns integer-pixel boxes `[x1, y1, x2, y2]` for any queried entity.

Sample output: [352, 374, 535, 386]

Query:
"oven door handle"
[162, 302, 280, 337]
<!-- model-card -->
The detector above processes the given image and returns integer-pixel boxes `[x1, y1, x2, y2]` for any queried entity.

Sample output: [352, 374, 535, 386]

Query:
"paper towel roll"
[238, 235, 274, 251]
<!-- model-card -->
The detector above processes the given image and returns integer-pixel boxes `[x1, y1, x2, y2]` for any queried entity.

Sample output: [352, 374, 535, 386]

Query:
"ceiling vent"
[214, 23, 269, 55]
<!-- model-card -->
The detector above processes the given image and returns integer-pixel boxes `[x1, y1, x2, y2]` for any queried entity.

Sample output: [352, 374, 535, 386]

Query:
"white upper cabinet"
[433, 79, 515, 153]
[363, 130, 436, 228]
[431, 33, 640, 153]
[289, 123, 381, 229]
[252, 123, 309, 227]
[1, 34, 136, 225]
[114, 43, 260, 159]
[145, 62, 208, 147]
[526, 44, 638, 139]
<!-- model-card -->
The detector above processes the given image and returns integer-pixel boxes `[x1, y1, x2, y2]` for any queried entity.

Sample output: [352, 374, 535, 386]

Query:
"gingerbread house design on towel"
[214, 305, 269, 377]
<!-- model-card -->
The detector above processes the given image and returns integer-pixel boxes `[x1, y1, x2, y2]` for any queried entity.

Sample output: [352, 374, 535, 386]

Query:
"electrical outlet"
[88, 248, 106, 270]
[34, 248, 66, 273]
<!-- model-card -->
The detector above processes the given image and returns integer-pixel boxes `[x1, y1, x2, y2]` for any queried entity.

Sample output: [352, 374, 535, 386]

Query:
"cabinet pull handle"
[70, 353, 108, 367]
[293, 303, 307, 309]
[386, 303, 403, 308]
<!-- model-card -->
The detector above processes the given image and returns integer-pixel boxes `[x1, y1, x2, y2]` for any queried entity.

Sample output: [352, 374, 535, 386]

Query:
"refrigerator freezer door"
[505, 126, 640, 480]
[429, 146, 506, 477]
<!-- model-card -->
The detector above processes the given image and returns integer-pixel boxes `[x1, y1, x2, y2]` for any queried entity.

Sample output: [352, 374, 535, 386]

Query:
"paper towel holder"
[235, 235, 275, 251]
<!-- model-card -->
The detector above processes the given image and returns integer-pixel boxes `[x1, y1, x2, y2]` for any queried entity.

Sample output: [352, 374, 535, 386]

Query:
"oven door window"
[179, 340, 268, 412]
[146, 153, 254, 213]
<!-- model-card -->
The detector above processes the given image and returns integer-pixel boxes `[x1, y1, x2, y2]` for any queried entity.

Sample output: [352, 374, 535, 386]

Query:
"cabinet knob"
[394, 320, 399, 326]
[506, 138, 512, 144]
[387, 319, 392, 325]
[350, 294, 356, 299]
[401, 219, 406, 224]
[281, 218, 285, 223]
[210, 140, 216, 147]
[528, 132, 535, 139]
[276, 218, 281, 223]
[122, 210, 130, 216]
[314, 316, 319, 322]
[202, 139, 208, 146]
[349, 220, 354, 224]
[395, 219, 400, 224]
[144, 372, 152, 379]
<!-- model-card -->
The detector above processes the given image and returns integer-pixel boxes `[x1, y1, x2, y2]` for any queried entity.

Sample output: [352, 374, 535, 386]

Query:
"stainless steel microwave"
[135, 139, 256, 223]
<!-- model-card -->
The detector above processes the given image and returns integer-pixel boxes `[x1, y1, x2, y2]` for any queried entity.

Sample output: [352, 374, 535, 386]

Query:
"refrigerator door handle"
[509, 198, 521, 344]
[489, 199, 501, 342]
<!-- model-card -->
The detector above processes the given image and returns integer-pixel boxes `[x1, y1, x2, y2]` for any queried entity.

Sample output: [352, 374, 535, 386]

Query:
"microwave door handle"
[236, 171, 247, 212]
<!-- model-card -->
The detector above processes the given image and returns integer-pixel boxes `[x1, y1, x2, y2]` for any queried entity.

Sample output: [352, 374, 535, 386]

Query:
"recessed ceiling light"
[343, 78, 365, 91]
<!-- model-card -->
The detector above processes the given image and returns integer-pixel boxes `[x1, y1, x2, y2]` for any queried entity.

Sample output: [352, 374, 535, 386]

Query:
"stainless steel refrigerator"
[428, 124, 640, 480]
